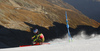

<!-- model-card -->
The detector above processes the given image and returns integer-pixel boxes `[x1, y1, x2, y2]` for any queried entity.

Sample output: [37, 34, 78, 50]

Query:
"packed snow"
[0, 31, 100, 51]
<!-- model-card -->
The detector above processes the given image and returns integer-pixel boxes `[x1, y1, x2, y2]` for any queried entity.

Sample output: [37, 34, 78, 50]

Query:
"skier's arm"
[32, 35, 36, 39]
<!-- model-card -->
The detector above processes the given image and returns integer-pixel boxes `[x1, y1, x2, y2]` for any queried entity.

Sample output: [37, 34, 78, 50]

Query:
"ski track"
[0, 32, 100, 51]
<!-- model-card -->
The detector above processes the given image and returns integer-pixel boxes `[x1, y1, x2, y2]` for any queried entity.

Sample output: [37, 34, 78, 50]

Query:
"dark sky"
[63, 0, 100, 22]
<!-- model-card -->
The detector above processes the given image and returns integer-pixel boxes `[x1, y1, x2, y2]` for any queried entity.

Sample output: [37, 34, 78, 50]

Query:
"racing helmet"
[33, 29, 38, 34]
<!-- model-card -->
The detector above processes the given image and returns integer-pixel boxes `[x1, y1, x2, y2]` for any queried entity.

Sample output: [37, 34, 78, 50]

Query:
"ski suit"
[32, 33, 45, 44]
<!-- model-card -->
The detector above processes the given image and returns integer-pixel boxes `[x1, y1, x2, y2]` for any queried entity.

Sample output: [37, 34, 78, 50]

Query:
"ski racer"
[32, 29, 45, 45]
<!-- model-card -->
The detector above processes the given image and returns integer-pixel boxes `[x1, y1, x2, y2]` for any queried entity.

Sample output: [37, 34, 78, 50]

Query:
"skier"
[32, 29, 45, 45]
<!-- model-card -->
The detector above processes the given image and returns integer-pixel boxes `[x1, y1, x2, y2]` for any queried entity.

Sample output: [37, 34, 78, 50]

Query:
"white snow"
[0, 31, 100, 51]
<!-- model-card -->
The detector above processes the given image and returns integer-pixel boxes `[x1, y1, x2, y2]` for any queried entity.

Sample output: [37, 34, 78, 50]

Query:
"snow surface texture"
[0, 31, 100, 51]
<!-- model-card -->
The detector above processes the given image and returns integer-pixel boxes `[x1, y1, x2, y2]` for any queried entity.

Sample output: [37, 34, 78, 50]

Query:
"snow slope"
[0, 31, 100, 51]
